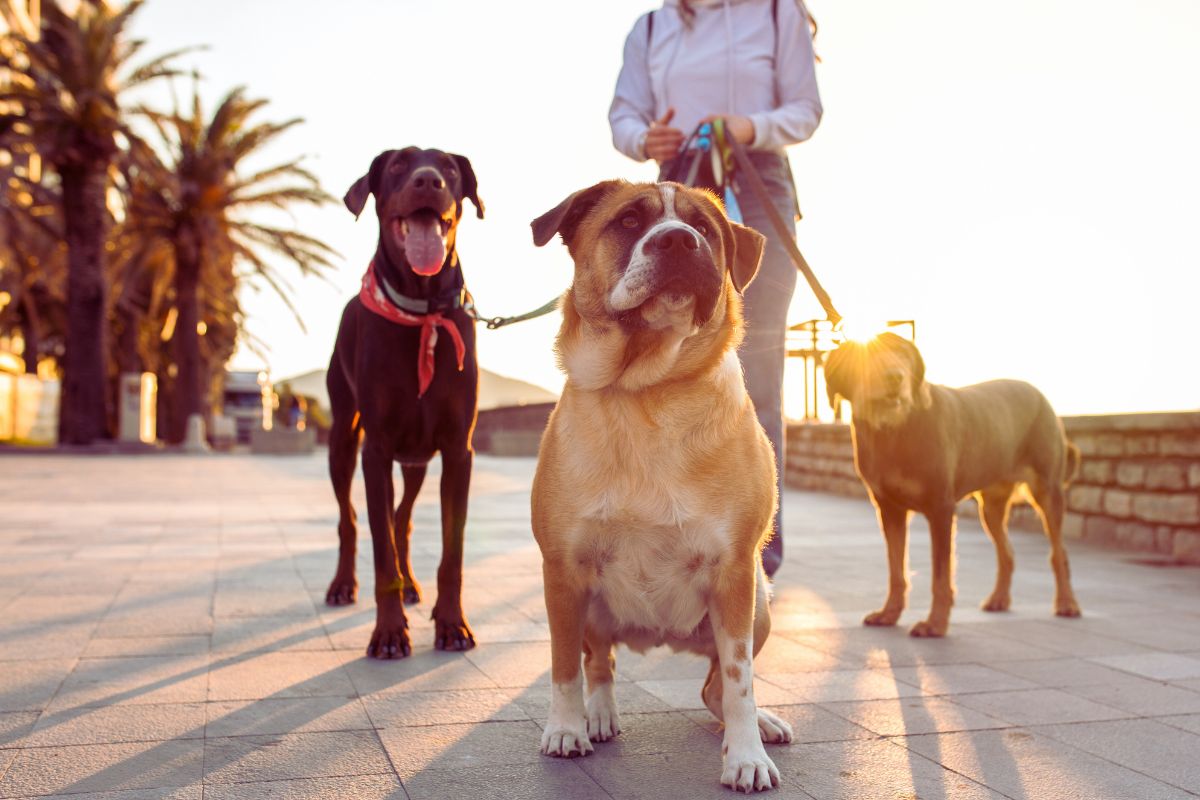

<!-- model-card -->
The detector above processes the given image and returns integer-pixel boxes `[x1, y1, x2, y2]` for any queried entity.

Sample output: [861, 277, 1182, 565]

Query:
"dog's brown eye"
[621, 214, 639, 229]
[389, 161, 406, 175]
[695, 222, 709, 236]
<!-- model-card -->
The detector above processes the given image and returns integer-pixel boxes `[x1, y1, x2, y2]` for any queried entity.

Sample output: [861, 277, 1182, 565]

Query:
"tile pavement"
[0, 452, 1198, 799]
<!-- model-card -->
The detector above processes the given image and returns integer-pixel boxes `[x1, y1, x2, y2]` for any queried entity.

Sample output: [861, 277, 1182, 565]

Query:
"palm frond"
[228, 240, 308, 333]
[228, 185, 335, 211]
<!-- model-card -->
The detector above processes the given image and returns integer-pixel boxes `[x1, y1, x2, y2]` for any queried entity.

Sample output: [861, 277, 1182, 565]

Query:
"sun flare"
[835, 317, 895, 345]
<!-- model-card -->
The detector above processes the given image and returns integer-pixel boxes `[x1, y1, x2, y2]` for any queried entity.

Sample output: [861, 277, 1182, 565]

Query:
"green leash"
[465, 294, 561, 330]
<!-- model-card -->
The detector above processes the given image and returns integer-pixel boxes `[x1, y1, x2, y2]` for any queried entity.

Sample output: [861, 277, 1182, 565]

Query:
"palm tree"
[0, 157, 66, 375]
[0, 0, 187, 443]
[131, 87, 336, 441]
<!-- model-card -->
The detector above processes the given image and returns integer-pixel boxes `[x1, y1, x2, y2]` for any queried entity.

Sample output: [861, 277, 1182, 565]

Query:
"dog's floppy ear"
[451, 154, 484, 220]
[531, 180, 625, 248]
[898, 335, 933, 408]
[877, 332, 926, 386]
[727, 220, 765, 294]
[344, 151, 389, 220]
[823, 345, 847, 409]
[904, 336, 926, 388]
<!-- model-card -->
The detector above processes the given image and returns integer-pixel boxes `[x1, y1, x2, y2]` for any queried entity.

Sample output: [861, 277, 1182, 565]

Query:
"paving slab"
[0, 739, 205, 797]
[203, 695, 373, 738]
[363, 688, 529, 727]
[1, 789, 201, 800]
[816, 696, 1008, 737]
[580, 746, 815, 799]
[82, 636, 211, 659]
[0, 660, 76, 712]
[405, 760, 608, 800]
[948, 687, 1133, 727]
[2, 452, 1199, 798]
[1091, 651, 1200, 681]
[202, 730, 392, 785]
[775, 737, 1006, 799]
[1034, 718, 1200, 794]
[24, 703, 206, 747]
[203, 774, 404, 800]
[205, 650, 355, 702]
[1063, 673, 1200, 716]
[0, 712, 38, 750]
[49, 655, 210, 710]
[898, 728, 1195, 800]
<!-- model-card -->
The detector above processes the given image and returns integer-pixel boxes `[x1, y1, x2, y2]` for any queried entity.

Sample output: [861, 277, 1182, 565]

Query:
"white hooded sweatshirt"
[609, 0, 823, 162]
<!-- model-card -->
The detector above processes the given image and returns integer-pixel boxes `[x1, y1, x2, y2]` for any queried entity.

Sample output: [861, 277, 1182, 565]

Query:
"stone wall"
[785, 423, 865, 500]
[474, 402, 555, 457]
[1058, 413, 1200, 562]
[784, 412, 1200, 564]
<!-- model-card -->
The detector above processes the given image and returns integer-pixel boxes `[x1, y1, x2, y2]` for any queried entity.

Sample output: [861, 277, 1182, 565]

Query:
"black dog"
[325, 147, 484, 658]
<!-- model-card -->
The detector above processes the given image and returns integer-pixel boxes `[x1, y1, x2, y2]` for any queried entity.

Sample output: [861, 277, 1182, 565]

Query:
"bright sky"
[130, 0, 1200, 417]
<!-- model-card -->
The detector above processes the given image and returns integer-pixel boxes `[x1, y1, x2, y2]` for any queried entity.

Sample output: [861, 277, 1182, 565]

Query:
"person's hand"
[702, 114, 755, 145]
[644, 108, 684, 163]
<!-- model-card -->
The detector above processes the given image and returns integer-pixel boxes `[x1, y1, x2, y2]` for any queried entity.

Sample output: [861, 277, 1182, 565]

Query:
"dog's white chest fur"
[576, 518, 725, 646]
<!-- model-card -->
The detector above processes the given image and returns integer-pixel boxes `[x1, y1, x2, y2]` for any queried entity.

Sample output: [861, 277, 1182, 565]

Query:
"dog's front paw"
[721, 740, 781, 793]
[366, 620, 412, 659]
[432, 605, 476, 651]
[586, 685, 621, 742]
[402, 580, 422, 606]
[862, 607, 902, 627]
[909, 618, 948, 638]
[1055, 598, 1082, 618]
[756, 709, 793, 744]
[541, 718, 594, 758]
[981, 592, 1011, 612]
[325, 575, 358, 606]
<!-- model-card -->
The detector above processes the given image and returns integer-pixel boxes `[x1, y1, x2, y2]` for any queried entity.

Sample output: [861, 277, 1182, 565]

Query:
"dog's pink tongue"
[404, 216, 446, 276]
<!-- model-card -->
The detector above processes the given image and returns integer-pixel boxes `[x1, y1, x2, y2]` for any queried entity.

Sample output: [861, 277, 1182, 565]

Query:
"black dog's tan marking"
[325, 147, 483, 658]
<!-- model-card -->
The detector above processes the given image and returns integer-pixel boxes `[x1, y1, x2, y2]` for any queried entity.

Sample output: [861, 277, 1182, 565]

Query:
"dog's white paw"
[540, 716, 593, 758]
[586, 684, 621, 742]
[756, 708, 793, 744]
[721, 739, 781, 793]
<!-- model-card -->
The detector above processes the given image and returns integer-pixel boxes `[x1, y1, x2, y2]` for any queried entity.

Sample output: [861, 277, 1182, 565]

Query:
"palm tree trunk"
[19, 293, 42, 375]
[57, 163, 112, 445]
[173, 253, 203, 444]
[114, 306, 144, 376]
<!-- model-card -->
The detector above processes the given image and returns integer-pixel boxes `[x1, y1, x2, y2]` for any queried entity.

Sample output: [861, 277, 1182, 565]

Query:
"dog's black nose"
[648, 227, 699, 253]
[410, 169, 445, 191]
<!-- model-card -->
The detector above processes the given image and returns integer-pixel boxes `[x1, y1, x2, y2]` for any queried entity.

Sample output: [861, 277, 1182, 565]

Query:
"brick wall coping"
[1062, 411, 1200, 433]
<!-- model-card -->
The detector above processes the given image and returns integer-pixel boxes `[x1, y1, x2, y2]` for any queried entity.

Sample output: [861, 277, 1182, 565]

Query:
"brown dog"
[824, 332, 1082, 637]
[529, 180, 794, 793]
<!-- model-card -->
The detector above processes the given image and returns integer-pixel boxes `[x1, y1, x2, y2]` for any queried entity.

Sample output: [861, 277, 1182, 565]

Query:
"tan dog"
[529, 180, 793, 793]
[824, 332, 1082, 637]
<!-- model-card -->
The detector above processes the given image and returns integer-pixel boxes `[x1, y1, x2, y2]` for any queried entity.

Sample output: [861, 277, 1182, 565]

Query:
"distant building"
[222, 370, 272, 445]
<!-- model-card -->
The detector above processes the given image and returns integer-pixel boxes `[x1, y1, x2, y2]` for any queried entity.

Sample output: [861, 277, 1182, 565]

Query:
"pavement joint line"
[365, 726, 413, 800]
[884, 734, 1023, 800]
[1013, 721, 1200, 798]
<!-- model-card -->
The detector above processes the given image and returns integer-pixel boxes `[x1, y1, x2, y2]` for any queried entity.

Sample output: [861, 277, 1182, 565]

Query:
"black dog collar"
[377, 273, 466, 315]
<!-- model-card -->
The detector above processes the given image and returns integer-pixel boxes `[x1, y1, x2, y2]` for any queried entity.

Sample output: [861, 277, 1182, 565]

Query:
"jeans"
[734, 151, 797, 567]
[662, 150, 798, 569]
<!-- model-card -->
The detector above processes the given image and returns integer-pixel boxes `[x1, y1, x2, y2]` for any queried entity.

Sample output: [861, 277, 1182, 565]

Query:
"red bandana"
[359, 261, 466, 397]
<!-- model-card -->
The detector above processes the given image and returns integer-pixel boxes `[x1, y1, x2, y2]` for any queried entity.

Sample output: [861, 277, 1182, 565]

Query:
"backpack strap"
[772, 0, 780, 53]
